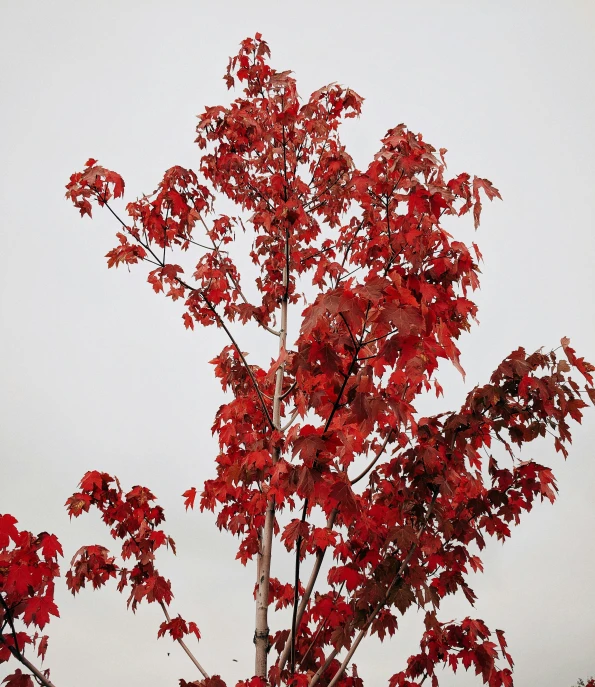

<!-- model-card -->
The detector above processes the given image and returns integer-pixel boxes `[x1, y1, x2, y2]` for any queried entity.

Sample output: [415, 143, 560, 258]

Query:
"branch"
[255, 172, 292, 677]
[333, 220, 365, 290]
[299, 581, 345, 669]
[282, 304, 372, 672]
[363, 329, 398, 346]
[197, 214, 280, 337]
[280, 408, 299, 432]
[308, 647, 339, 687]
[200, 294, 275, 429]
[97, 198, 275, 429]
[323, 491, 439, 687]
[280, 381, 297, 400]
[338, 312, 358, 350]
[349, 431, 393, 486]
[160, 602, 209, 680]
[335, 265, 362, 285]
[290, 501, 309, 675]
[277, 508, 337, 673]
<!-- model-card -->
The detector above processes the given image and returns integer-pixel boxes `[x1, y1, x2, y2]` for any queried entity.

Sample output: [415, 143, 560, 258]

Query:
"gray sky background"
[1, 2, 594, 686]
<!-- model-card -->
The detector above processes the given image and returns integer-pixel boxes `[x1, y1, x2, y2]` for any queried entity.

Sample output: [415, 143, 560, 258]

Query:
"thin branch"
[290, 501, 309, 675]
[363, 329, 398, 346]
[197, 214, 280, 337]
[160, 602, 209, 679]
[333, 220, 366, 290]
[281, 304, 372, 673]
[280, 381, 296, 400]
[255, 160, 292, 676]
[280, 408, 299, 432]
[277, 508, 337, 673]
[97, 197, 275, 429]
[299, 581, 346, 669]
[200, 294, 275, 429]
[338, 312, 358, 350]
[308, 647, 339, 687]
[299, 242, 337, 265]
[336, 264, 362, 285]
[324, 491, 439, 687]
[349, 431, 393, 486]
[323, 303, 371, 434]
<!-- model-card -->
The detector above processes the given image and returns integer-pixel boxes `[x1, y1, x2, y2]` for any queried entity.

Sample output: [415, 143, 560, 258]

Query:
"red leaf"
[0, 514, 20, 548]
[39, 533, 63, 560]
[2, 670, 34, 687]
[183, 487, 197, 510]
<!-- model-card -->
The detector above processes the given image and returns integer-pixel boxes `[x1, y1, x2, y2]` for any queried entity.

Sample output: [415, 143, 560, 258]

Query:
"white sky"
[1, 2, 594, 686]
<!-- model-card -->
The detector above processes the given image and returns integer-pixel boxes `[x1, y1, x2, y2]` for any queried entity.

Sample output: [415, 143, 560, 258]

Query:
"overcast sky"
[1, 2, 594, 686]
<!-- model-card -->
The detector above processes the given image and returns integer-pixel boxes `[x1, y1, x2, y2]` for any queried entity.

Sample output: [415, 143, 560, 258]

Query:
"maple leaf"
[280, 519, 309, 552]
[328, 480, 358, 516]
[2, 670, 34, 687]
[39, 533, 63, 560]
[22, 595, 60, 629]
[183, 487, 197, 510]
[309, 526, 337, 551]
[37, 635, 49, 661]
[0, 514, 19, 548]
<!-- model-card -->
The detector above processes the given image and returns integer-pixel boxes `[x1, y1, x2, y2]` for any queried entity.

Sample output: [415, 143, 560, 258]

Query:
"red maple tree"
[2, 34, 594, 687]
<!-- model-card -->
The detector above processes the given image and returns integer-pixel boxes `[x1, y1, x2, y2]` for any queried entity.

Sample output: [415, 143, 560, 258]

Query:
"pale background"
[1, 1, 594, 686]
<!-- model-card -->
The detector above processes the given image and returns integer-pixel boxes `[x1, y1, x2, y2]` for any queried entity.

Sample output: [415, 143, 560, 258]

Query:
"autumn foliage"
[2, 34, 594, 687]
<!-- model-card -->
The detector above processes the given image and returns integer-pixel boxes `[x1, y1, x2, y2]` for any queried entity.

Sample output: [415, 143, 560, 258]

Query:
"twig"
[200, 295, 275, 429]
[299, 581, 346, 669]
[279, 381, 296, 400]
[349, 431, 393, 486]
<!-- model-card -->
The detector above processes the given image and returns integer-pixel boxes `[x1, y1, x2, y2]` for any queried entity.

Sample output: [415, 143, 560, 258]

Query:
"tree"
[1, 33, 594, 687]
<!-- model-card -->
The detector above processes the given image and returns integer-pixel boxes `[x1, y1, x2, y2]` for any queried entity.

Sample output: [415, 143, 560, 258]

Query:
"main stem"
[254, 246, 289, 678]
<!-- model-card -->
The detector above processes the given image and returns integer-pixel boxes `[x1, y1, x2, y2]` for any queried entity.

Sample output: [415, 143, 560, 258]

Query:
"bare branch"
[349, 431, 393, 486]
[280, 408, 299, 432]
